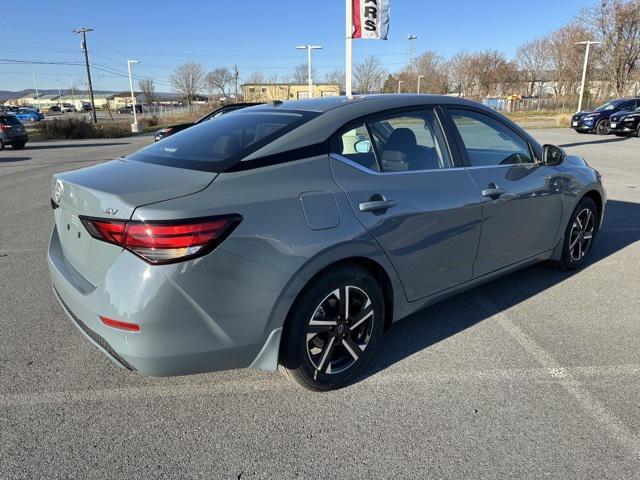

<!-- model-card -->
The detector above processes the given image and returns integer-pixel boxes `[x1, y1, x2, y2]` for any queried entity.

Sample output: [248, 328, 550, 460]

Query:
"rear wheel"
[280, 264, 384, 391]
[555, 197, 598, 270]
[0, 140, 4, 151]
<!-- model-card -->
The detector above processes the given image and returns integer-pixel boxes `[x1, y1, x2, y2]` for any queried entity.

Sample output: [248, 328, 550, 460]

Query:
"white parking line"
[472, 291, 640, 461]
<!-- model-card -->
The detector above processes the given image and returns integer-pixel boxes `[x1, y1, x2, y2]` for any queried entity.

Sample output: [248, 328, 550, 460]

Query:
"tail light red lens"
[100, 316, 141, 332]
[80, 215, 241, 264]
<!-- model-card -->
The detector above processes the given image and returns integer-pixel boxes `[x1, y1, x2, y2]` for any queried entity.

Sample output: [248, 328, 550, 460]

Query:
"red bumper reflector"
[100, 316, 141, 332]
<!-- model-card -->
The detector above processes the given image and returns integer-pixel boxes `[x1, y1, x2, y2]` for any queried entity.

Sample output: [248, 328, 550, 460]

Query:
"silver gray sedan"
[48, 95, 605, 391]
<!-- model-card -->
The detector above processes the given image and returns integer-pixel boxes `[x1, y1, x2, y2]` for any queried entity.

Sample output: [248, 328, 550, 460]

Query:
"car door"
[444, 107, 563, 277]
[330, 108, 483, 301]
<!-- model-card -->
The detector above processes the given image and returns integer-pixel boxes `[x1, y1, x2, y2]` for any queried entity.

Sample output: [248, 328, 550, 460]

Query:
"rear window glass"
[0, 115, 22, 126]
[129, 110, 317, 172]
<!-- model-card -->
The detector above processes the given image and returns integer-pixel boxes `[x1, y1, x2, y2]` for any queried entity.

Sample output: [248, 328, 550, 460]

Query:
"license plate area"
[572, 121, 578, 127]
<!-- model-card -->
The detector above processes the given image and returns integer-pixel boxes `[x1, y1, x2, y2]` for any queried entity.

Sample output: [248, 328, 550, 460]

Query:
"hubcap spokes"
[569, 208, 595, 261]
[306, 286, 374, 375]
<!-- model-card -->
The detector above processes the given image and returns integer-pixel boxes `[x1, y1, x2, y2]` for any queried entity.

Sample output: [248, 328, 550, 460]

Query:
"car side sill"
[399, 250, 554, 319]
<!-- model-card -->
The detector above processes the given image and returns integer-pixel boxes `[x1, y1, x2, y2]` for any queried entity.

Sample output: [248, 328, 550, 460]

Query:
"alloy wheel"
[596, 120, 609, 135]
[306, 286, 374, 375]
[569, 208, 595, 261]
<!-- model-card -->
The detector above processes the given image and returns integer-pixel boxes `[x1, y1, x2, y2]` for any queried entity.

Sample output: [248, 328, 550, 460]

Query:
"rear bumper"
[2, 135, 28, 144]
[47, 225, 281, 376]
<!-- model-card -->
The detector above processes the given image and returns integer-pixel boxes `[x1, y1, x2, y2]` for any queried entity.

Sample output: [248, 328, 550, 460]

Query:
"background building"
[242, 83, 340, 103]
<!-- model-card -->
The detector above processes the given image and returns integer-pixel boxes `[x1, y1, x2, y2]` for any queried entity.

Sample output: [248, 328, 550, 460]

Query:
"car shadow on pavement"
[24, 142, 132, 150]
[360, 199, 640, 382]
[559, 136, 633, 148]
[0, 156, 32, 163]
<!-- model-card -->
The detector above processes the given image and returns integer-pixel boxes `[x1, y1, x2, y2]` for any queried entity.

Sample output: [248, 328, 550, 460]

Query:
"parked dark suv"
[0, 114, 28, 150]
[608, 107, 640, 137]
[571, 98, 640, 135]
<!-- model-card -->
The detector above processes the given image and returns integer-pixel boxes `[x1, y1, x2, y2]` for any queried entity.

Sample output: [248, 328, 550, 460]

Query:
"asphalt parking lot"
[1, 130, 639, 479]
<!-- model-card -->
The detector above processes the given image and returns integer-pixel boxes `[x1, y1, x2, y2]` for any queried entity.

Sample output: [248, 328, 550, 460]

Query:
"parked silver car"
[48, 95, 605, 390]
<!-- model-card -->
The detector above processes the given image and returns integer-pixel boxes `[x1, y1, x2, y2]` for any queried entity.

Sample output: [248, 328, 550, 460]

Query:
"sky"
[1, 0, 592, 93]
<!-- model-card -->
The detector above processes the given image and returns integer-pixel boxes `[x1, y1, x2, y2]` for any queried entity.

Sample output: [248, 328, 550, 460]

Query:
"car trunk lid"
[52, 158, 217, 285]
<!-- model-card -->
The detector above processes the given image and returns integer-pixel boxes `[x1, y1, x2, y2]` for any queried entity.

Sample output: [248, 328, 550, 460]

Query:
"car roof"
[249, 94, 482, 114]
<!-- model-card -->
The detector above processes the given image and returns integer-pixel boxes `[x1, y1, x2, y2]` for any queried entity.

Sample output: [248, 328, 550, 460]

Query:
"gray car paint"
[48, 95, 606, 376]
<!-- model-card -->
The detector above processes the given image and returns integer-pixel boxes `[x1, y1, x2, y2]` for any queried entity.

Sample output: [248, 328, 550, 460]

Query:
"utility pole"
[233, 65, 239, 102]
[32, 72, 39, 108]
[296, 45, 322, 98]
[575, 40, 601, 112]
[345, 0, 353, 96]
[127, 59, 140, 132]
[73, 28, 97, 123]
[70, 77, 75, 107]
[407, 34, 418, 68]
[56, 80, 62, 109]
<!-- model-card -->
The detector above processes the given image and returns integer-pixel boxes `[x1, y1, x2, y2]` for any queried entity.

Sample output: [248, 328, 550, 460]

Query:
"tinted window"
[449, 109, 533, 166]
[594, 100, 624, 112]
[367, 110, 451, 172]
[129, 110, 316, 172]
[0, 116, 22, 126]
[335, 124, 379, 171]
[620, 101, 637, 112]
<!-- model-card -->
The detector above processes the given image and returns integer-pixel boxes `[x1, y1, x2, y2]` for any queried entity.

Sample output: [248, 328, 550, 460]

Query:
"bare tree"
[549, 23, 593, 99]
[138, 78, 156, 105]
[353, 56, 387, 93]
[397, 51, 449, 93]
[516, 37, 552, 96]
[206, 68, 234, 98]
[583, 0, 640, 97]
[292, 63, 313, 84]
[447, 52, 474, 96]
[324, 68, 346, 91]
[466, 50, 520, 98]
[169, 62, 205, 104]
[245, 71, 266, 84]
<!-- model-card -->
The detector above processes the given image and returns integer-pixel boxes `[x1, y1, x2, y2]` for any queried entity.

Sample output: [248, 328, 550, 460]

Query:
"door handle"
[481, 185, 506, 198]
[359, 199, 395, 212]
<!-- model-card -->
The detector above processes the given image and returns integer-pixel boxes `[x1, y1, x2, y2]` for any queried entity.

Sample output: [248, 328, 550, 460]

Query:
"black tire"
[554, 196, 598, 271]
[280, 264, 385, 391]
[637, 124, 640, 138]
[614, 132, 628, 137]
[595, 119, 610, 135]
[0, 140, 4, 151]
[12, 142, 25, 150]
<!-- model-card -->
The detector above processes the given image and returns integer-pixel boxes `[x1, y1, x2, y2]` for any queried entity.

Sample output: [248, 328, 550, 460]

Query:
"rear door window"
[0, 116, 22, 126]
[129, 110, 317, 172]
[367, 110, 452, 172]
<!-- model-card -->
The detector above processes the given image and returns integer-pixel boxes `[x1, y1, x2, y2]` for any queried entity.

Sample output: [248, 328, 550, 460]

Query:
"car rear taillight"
[0, 125, 12, 130]
[80, 215, 241, 264]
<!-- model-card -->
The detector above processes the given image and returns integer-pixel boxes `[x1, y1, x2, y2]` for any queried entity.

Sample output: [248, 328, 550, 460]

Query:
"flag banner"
[352, 0, 390, 40]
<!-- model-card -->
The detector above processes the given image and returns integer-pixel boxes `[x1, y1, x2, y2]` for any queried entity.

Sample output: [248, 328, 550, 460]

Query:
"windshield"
[594, 100, 624, 112]
[129, 110, 317, 172]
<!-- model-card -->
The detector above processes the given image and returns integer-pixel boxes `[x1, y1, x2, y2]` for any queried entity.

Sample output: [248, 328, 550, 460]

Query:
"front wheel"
[280, 265, 385, 391]
[595, 119, 610, 135]
[555, 197, 598, 270]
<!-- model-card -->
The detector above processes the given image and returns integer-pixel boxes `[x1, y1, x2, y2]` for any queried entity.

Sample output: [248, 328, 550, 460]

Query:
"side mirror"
[354, 139, 371, 153]
[542, 144, 566, 166]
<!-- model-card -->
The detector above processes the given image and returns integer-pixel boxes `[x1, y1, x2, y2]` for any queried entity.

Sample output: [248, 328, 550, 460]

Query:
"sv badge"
[103, 207, 119, 215]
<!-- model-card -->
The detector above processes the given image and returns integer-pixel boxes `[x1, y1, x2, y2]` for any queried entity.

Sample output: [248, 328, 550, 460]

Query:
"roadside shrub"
[34, 118, 133, 139]
[556, 114, 572, 128]
[139, 116, 160, 128]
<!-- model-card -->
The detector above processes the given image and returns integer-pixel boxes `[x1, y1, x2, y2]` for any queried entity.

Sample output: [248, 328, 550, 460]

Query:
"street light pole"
[297, 45, 322, 98]
[576, 40, 601, 112]
[127, 59, 140, 132]
[398, 80, 404, 94]
[417, 75, 425, 94]
[56, 80, 62, 109]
